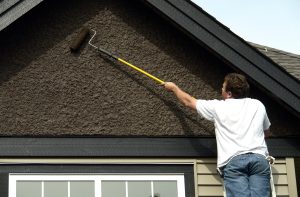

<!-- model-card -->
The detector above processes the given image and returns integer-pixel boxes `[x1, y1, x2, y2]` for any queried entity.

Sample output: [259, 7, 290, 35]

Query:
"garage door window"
[9, 174, 185, 197]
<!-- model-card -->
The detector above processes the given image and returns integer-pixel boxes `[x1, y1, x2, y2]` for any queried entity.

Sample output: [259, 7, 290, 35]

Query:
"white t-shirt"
[196, 98, 270, 167]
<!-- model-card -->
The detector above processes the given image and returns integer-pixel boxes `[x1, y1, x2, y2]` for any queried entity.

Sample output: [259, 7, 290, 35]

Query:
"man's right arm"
[162, 82, 197, 110]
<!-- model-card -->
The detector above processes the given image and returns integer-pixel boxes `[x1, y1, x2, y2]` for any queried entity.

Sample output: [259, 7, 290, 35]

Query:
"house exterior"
[0, 0, 299, 196]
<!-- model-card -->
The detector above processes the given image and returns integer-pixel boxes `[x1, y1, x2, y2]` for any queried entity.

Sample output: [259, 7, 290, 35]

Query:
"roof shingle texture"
[250, 42, 300, 81]
[0, 0, 43, 31]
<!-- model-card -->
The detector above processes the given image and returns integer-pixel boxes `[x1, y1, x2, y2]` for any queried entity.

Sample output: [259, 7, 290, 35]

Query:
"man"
[163, 73, 271, 197]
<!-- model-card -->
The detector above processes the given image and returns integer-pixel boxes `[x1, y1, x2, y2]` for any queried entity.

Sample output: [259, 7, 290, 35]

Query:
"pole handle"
[117, 58, 164, 84]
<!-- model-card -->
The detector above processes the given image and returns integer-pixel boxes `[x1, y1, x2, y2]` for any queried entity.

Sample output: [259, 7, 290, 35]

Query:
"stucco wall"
[0, 0, 298, 136]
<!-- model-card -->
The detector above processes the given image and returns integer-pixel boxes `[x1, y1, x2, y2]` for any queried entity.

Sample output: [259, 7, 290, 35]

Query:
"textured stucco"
[0, 0, 298, 136]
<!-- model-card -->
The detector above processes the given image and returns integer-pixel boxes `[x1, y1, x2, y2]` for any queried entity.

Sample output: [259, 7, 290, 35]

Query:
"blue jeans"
[222, 153, 270, 197]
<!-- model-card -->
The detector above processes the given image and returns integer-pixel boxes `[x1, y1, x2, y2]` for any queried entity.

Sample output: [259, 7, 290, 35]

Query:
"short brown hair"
[224, 73, 250, 98]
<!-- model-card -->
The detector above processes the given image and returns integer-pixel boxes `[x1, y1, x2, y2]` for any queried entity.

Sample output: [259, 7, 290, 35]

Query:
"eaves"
[0, 137, 299, 158]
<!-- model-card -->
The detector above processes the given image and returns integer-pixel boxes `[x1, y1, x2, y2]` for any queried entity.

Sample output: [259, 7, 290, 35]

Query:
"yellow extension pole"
[117, 58, 165, 84]
[88, 30, 164, 84]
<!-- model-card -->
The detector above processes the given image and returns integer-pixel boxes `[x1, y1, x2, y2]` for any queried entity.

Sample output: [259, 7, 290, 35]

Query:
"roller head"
[70, 27, 90, 52]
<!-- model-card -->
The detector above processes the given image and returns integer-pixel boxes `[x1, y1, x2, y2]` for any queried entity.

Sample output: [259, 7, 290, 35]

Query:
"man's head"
[222, 73, 250, 99]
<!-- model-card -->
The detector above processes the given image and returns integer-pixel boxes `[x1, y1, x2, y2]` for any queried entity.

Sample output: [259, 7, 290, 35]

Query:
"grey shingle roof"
[0, 0, 44, 31]
[0, 0, 21, 14]
[250, 42, 300, 81]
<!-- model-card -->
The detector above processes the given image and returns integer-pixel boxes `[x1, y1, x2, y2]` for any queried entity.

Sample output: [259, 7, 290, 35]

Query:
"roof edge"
[139, 0, 300, 116]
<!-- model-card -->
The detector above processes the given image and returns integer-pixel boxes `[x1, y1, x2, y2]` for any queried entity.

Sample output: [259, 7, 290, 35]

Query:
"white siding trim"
[196, 158, 297, 197]
[286, 158, 298, 197]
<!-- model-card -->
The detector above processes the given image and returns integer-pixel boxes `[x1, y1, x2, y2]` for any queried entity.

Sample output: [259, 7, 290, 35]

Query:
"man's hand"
[264, 129, 272, 138]
[162, 82, 178, 92]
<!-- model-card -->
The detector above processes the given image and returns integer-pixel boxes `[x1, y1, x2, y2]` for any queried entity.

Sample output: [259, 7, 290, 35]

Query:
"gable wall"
[0, 0, 298, 137]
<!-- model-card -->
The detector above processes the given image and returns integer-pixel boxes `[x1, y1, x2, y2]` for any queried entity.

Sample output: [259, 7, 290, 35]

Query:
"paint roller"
[70, 27, 165, 84]
[69, 27, 90, 52]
